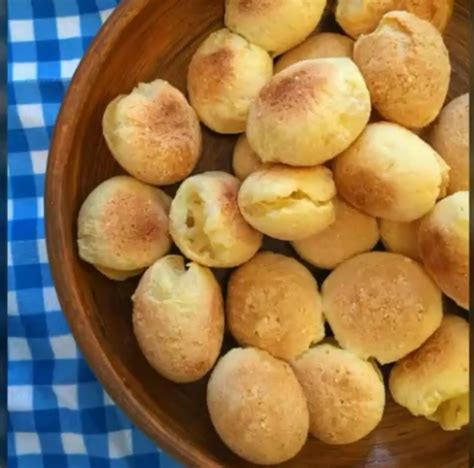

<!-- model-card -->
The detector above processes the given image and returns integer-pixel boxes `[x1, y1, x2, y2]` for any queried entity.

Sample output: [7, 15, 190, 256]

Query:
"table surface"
[8, 1, 181, 466]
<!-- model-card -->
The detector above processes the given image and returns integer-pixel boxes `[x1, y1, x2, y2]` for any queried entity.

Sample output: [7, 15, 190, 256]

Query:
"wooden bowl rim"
[45, 0, 219, 466]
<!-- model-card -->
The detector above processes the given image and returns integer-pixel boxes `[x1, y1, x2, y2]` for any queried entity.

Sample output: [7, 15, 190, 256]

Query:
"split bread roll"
[292, 197, 379, 269]
[333, 122, 446, 222]
[353, 11, 450, 129]
[207, 347, 309, 465]
[292, 343, 385, 444]
[238, 165, 336, 241]
[169, 171, 262, 268]
[226, 251, 325, 361]
[187, 28, 272, 134]
[418, 191, 469, 310]
[77, 176, 171, 280]
[390, 315, 469, 431]
[103, 79, 201, 185]
[132, 255, 224, 383]
[322, 251, 443, 364]
[225, 0, 326, 56]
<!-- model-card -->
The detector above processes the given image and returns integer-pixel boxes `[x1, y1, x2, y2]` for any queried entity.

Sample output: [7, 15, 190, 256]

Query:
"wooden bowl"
[45, 1, 469, 466]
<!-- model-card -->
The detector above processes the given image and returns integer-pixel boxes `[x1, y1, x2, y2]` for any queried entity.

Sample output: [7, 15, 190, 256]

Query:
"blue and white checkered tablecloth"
[8, 1, 181, 466]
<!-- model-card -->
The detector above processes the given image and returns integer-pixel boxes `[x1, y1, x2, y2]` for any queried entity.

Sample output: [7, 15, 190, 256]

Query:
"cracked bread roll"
[292, 344, 385, 444]
[247, 58, 371, 166]
[224, 0, 326, 56]
[187, 28, 273, 134]
[430, 94, 469, 194]
[103, 80, 201, 186]
[232, 133, 265, 180]
[389, 315, 469, 431]
[132, 255, 224, 383]
[207, 347, 309, 464]
[274, 32, 354, 73]
[418, 191, 469, 310]
[333, 122, 445, 222]
[169, 171, 262, 268]
[322, 252, 443, 364]
[238, 165, 336, 241]
[292, 197, 379, 269]
[77, 176, 171, 280]
[353, 11, 450, 129]
[379, 218, 422, 261]
[226, 251, 325, 361]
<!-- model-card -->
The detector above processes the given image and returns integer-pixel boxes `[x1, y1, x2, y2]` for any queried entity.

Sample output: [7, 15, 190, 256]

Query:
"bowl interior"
[46, 0, 470, 466]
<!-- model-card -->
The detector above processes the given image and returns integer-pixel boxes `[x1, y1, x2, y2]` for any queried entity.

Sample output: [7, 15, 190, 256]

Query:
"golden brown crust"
[232, 133, 265, 180]
[102, 80, 201, 185]
[132, 256, 224, 383]
[292, 197, 379, 269]
[321, 251, 443, 364]
[77, 176, 171, 274]
[430, 94, 469, 194]
[227, 252, 325, 361]
[418, 191, 469, 309]
[292, 344, 385, 444]
[207, 347, 309, 464]
[401, 0, 454, 31]
[389, 315, 468, 430]
[379, 218, 422, 261]
[353, 11, 450, 128]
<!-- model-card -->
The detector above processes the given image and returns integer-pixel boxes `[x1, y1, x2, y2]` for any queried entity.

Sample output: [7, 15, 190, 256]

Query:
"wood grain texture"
[45, 0, 469, 466]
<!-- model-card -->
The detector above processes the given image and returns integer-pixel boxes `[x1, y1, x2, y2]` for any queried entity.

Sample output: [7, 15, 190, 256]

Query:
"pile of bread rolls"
[77, 0, 469, 464]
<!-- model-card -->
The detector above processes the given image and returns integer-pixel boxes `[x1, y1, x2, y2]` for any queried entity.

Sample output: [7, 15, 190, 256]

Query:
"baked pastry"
[389, 315, 468, 431]
[247, 58, 371, 166]
[274, 32, 354, 73]
[418, 191, 469, 310]
[333, 122, 445, 222]
[77, 176, 171, 280]
[207, 347, 309, 464]
[169, 171, 262, 268]
[430, 93, 469, 194]
[132, 255, 224, 383]
[103, 79, 201, 185]
[292, 343, 385, 444]
[225, 0, 326, 56]
[353, 11, 450, 128]
[226, 252, 325, 361]
[238, 165, 336, 241]
[402, 0, 454, 32]
[187, 28, 272, 134]
[379, 219, 422, 261]
[232, 133, 264, 180]
[322, 251, 442, 364]
[292, 197, 379, 269]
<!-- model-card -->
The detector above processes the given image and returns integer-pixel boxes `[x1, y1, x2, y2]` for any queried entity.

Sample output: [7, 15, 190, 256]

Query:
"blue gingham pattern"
[8, 1, 181, 466]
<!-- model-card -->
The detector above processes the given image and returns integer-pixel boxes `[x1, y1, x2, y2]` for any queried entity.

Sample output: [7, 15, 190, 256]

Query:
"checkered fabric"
[8, 1, 181, 466]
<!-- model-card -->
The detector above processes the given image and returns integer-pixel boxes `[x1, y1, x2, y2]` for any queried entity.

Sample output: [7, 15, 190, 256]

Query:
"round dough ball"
[132, 255, 224, 383]
[333, 122, 444, 222]
[418, 191, 469, 309]
[322, 252, 443, 364]
[169, 171, 262, 268]
[292, 197, 379, 269]
[207, 347, 309, 464]
[187, 28, 273, 134]
[353, 11, 450, 129]
[227, 252, 325, 361]
[102, 80, 201, 186]
[274, 33, 354, 73]
[225, 0, 326, 56]
[379, 218, 422, 261]
[232, 133, 264, 180]
[238, 165, 336, 241]
[247, 58, 371, 166]
[292, 344, 385, 444]
[430, 94, 469, 194]
[77, 176, 171, 279]
[389, 315, 468, 431]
